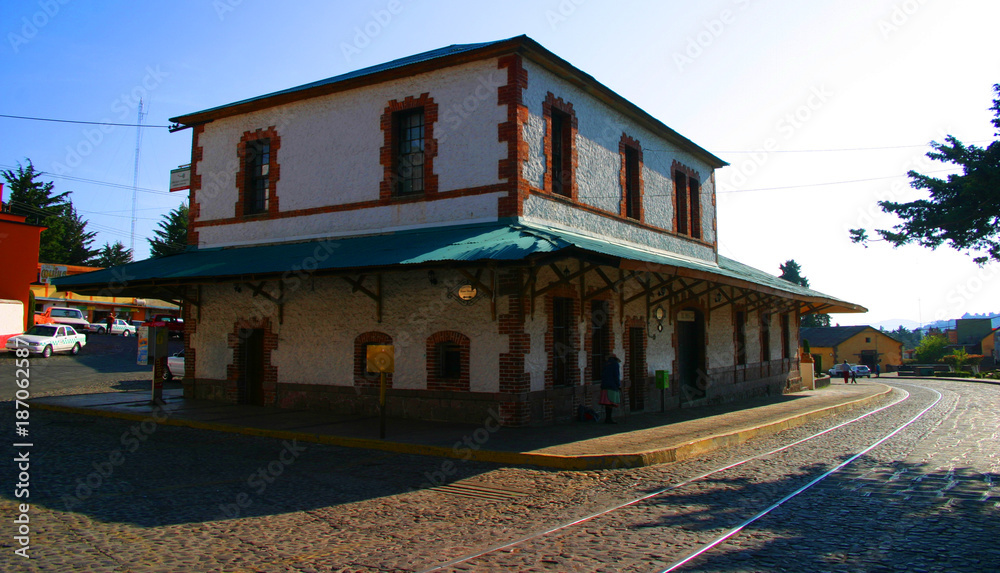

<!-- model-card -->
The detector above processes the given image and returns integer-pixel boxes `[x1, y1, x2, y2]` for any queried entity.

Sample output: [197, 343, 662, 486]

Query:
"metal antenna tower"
[130, 99, 146, 252]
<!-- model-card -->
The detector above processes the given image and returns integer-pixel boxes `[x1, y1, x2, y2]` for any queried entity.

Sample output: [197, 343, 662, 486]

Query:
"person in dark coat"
[600, 354, 622, 424]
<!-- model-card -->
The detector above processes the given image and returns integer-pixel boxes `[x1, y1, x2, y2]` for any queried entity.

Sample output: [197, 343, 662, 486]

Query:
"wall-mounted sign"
[457, 285, 478, 301]
[677, 310, 696, 322]
[170, 165, 192, 192]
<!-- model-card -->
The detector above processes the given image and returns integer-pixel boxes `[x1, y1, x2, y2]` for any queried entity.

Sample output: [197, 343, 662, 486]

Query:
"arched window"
[426, 331, 470, 391]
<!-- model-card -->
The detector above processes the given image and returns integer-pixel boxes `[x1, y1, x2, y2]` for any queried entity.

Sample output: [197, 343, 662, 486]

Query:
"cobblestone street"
[1, 379, 997, 572]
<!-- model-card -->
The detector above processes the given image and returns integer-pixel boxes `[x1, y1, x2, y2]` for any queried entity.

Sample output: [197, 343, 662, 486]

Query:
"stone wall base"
[184, 361, 803, 427]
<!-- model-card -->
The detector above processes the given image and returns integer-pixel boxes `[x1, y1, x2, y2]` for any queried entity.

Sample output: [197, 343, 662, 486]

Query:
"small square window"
[866, 337, 872, 343]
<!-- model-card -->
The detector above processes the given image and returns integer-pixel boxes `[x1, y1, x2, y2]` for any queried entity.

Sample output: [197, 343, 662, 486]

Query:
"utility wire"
[0, 113, 172, 128]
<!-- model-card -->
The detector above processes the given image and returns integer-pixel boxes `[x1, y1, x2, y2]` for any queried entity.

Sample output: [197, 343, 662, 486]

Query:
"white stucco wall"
[192, 270, 506, 392]
[193, 59, 507, 248]
[520, 60, 718, 261]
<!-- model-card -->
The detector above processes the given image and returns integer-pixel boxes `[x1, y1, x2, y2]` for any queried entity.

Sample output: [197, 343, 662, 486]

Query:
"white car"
[89, 318, 137, 336]
[6, 325, 87, 358]
[165, 349, 185, 380]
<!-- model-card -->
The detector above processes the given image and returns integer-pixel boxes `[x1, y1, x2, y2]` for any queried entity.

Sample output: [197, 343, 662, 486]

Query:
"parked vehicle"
[152, 314, 185, 338]
[165, 349, 185, 380]
[34, 306, 90, 332]
[852, 365, 872, 378]
[828, 363, 852, 376]
[5, 324, 87, 357]
[88, 318, 137, 336]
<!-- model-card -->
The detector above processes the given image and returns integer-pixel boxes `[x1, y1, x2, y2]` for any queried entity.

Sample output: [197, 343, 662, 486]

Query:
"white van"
[38, 306, 91, 331]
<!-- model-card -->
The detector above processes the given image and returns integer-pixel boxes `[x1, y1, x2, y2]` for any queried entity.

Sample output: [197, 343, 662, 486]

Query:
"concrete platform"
[30, 381, 892, 470]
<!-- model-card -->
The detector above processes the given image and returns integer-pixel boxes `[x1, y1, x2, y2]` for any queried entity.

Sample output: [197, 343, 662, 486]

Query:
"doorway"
[628, 327, 645, 411]
[676, 308, 706, 402]
[237, 328, 265, 405]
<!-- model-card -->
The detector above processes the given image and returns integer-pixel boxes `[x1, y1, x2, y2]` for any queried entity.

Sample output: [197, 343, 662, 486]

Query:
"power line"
[0, 113, 172, 128]
[0, 164, 175, 196]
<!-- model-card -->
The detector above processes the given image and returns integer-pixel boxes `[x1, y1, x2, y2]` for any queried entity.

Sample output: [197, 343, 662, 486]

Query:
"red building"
[0, 184, 45, 333]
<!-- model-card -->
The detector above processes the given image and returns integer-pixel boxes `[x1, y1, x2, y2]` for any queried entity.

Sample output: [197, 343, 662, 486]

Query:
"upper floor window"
[237, 127, 280, 218]
[244, 138, 270, 215]
[620, 134, 643, 221]
[395, 108, 425, 195]
[544, 93, 576, 199]
[380, 94, 438, 201]
[673, 164, 702, 239]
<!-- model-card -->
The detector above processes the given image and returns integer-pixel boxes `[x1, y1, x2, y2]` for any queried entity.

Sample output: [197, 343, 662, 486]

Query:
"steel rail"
[416, 384, 921, 573]
[657, 382, 943, 572]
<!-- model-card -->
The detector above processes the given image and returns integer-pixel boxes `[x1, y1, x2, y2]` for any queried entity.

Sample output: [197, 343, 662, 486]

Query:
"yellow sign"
[366, 345, 395, 373]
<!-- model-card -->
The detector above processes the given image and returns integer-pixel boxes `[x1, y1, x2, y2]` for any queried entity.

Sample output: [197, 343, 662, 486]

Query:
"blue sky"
[2, 0, 998, 327]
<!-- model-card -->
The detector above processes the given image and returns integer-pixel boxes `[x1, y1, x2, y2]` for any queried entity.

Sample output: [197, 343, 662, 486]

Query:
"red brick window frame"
[619, 134, 644, 221]
[542, 93, 578, 200]
[672, 160, 702, 239]
[380, 94, 439, 201]
[426, 331, 470, 391]
[235, 127, 281, 218]
[225, 317, 278, 406]
[354, 331, 393, 389]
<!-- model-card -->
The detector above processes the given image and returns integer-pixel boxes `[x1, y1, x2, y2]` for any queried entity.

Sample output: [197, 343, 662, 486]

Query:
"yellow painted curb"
[31, 384, 892, 471]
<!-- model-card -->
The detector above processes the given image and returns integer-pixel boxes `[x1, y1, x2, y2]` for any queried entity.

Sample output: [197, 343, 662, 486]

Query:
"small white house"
[55, 36, 863, 426]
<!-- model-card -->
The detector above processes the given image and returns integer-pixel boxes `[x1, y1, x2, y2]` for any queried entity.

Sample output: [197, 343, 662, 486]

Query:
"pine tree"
[851, 84, 1000, 264]
[778, 259, 831, 327]
[94, 241, 134, 267]
[148, 203, 189, 257]
[2, 160, 96, 265]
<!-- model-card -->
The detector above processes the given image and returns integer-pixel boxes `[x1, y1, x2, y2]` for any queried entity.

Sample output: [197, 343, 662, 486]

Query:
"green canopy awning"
[52, 221, 864, 313]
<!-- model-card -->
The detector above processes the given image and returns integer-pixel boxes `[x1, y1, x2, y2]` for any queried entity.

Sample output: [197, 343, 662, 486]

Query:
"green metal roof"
[52, 221, 863, 312]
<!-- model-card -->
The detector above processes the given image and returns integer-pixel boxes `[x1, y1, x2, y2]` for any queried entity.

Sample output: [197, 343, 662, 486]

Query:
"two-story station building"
[55, 36, 863, 426]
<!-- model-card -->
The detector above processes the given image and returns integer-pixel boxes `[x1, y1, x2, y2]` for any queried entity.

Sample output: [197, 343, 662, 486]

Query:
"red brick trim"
[225, 316, 278, 406]
[546, 287, 580, 390]
[354, 331, 393, 389]
[619, 133, 644, 222]
[188, 125, 205, 246]
[426, 330, 470, 392]
[380, 93, 439, 201]
[542, 92, 578, 200]
[525, 188, 716, 249]
[191, 184, 504, 230]
[497, 55, 529, 218]
[672, 160, 701, 239]
[235, 127, 281, 219]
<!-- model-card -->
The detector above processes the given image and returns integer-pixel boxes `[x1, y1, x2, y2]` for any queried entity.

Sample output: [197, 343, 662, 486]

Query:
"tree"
[889, 326, 921, 349]
[778, 259, 831, 327]
[94, 241, 134, 267]
[913, 335, 949, 364]
[851, 84, 1000, 264]
[148, 203, 189, 258]
[2, 160, 97, 265]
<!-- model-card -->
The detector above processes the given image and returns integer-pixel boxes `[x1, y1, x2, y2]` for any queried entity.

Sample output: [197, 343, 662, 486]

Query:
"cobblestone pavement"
[0, 379, 996, 572]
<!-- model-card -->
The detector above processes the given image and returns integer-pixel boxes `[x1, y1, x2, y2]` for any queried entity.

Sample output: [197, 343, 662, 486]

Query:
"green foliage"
[935, 371, 974, 378]
[779, 259, 831, 327]
[913, 335, 950, 364]
[851, 84, 1000, 264]
[94, 241, 134, 267]
[2, 160, 97, 265]
[889, 326, 922, 349]
[148, 203, 189, 258]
